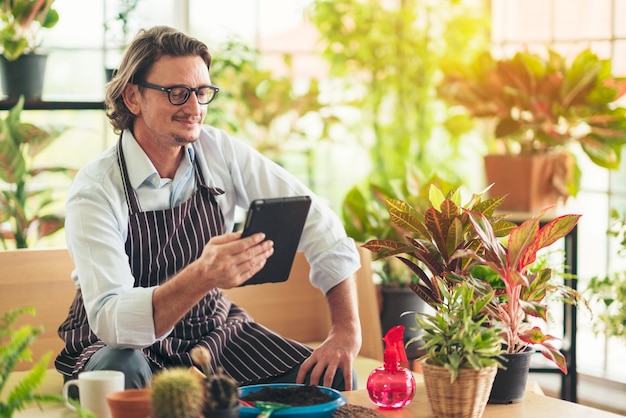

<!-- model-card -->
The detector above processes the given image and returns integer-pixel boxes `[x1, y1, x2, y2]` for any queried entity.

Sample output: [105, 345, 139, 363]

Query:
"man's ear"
[122, 83, 141, 115]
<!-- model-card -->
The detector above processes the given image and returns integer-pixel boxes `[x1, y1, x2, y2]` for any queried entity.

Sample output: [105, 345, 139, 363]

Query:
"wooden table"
[342, 384, 624, 417]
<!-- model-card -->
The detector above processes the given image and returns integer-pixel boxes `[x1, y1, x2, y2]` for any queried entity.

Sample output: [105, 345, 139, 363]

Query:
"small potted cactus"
[151, 368, 205, 418]
[190, 346, 241, 418]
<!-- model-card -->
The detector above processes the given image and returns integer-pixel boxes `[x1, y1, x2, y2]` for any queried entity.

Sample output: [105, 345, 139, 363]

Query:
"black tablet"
[239, 196, 312, 286]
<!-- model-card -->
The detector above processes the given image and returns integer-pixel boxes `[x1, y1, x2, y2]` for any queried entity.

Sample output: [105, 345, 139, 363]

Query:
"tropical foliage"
[363, 185, 588, 373]
[0, 95, 73, 249]
[0, 307, 93, 417]
[412, 279, 505, 382]
[0, 0, 60, 61]
[438, 48, 626, 196]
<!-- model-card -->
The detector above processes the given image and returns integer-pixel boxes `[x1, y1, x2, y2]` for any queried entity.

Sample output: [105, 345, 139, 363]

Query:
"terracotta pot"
[107, 388, 153, 418]
[484, 152, 573, 213]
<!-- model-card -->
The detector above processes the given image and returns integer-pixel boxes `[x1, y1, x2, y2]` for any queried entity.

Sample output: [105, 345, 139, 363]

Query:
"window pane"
[554, 0, 612, 41]
[43, 50, 107, 101]
[491, 0, 553, 43]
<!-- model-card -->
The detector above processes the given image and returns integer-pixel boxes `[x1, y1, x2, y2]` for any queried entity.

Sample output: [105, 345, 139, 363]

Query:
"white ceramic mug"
[62, 370, 125, 418]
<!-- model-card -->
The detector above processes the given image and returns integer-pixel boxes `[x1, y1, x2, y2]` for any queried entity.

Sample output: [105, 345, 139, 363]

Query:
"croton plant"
[363, 185, 588, 373]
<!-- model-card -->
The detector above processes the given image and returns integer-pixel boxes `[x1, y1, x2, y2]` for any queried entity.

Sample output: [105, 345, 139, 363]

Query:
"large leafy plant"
[0, 0, 60, 61]
[364, 185, 587, 373]
[362, 186, 517, 293]
[0, 95, 73, 248]
[461, 208, 585, 373]
[438, 48, 626, 197]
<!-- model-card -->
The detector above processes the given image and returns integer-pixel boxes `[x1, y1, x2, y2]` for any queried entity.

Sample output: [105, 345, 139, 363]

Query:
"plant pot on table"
[422, 359, 497, 418]
[488, 347, 534, 404]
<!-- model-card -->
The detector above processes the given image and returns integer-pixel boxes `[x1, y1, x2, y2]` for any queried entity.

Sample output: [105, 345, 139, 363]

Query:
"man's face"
[126, 55, 211, 147]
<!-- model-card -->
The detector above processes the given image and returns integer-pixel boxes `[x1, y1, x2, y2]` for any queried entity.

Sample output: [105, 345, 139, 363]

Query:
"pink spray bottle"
[366, 325, 416, 409]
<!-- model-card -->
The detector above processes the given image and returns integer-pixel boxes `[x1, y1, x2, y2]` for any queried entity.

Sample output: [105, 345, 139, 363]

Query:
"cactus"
[204, 367, 239, 410]
[151, 368, 205, 418]
[190, 346, 240, 411]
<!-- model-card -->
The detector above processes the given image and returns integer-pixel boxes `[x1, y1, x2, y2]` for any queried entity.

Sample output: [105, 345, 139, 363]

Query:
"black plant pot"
[379, 286, 426, 360]
[488, 347, 533, 404]
[0, 53, 48, 100]
[203, 405, 240, 418]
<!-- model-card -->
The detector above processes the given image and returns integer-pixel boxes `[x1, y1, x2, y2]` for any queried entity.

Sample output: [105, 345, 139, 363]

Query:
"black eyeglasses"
[135, 81, 220, 105]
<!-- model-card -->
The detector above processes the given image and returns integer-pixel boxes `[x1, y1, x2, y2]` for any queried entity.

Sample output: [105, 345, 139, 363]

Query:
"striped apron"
[55, 139, 313, 384]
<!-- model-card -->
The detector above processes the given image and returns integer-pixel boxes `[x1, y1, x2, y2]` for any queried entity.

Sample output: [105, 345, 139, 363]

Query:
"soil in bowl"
[240, 385, 333, 406]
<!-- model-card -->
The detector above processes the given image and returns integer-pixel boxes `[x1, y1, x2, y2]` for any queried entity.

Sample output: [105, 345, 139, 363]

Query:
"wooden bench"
[0, 246, 384, 373]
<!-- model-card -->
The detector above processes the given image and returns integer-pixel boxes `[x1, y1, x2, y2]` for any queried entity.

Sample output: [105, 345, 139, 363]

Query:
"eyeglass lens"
[169, 86, 216, 105]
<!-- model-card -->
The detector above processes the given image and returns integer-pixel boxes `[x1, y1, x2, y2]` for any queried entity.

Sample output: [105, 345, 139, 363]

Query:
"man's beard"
[173, 134, 199, 144]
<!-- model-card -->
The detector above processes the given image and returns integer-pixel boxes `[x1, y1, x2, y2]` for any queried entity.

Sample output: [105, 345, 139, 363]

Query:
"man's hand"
[152, 231, 273, 336]
[295, 277, 361, 390]
[296, 330, 360, 390]
[196, 231, 274, 288]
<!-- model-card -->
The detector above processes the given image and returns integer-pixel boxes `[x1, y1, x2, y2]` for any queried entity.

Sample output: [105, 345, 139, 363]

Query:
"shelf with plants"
[0, 99, 105, 111]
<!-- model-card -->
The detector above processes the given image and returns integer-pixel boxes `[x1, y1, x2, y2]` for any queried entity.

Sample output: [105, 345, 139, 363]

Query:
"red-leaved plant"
[459, 208, 583, 373]
[363, 185, 587, 374]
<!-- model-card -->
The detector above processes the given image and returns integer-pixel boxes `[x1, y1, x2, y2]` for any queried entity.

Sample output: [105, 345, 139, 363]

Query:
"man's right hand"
[152, 231, 273, 336]
[195, 231, 274, 289]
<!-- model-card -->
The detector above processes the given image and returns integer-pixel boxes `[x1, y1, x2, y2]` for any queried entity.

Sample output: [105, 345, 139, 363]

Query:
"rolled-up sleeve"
[308, 237, 361, 294]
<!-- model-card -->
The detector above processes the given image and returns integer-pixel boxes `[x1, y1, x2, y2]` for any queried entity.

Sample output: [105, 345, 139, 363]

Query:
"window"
[492, 0, 626, 386]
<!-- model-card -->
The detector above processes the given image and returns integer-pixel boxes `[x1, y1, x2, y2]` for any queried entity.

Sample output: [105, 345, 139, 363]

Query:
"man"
[55, 26, 362, 391]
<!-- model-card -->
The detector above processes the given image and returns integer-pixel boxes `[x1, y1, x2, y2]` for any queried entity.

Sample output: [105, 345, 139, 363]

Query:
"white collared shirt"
[65, 126, 360, 349]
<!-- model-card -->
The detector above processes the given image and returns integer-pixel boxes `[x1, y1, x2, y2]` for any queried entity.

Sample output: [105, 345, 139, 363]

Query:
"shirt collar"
[121, 130, 195, 190]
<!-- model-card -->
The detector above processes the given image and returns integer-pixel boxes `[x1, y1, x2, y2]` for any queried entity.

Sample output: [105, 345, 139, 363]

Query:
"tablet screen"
[239, 196, 311, 286]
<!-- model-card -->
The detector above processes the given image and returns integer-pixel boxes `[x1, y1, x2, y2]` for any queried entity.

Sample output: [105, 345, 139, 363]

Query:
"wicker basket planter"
[422, 360, 497, 418]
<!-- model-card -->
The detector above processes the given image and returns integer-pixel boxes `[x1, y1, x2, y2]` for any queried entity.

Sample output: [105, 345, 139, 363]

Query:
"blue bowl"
[239, 383, 347, 418]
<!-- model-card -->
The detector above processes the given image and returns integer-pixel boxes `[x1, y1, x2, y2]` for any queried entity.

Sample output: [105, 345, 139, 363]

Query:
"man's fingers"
[322, 365, 338, 388]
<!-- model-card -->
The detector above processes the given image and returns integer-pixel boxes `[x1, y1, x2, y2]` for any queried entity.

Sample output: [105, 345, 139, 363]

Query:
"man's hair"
[104, 26, 212, 132]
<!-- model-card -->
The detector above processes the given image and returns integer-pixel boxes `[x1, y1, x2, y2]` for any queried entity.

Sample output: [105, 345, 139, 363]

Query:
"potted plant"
[151, 368, 205, 418]
[0, 95, 73, 248]
[0, 306, 93, 417]
[361, 183, 514, 371]
[363, 185, 588, 403]
[0, 0, 60, 99]
[190, 346, 240, 418]
[460, 206, 586, 403]
[437, 48, 626, 212]
[414, 278, 505, 418]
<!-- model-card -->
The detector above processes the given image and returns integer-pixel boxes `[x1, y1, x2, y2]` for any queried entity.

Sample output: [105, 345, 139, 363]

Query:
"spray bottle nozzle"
[382, 325, 408, 366]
